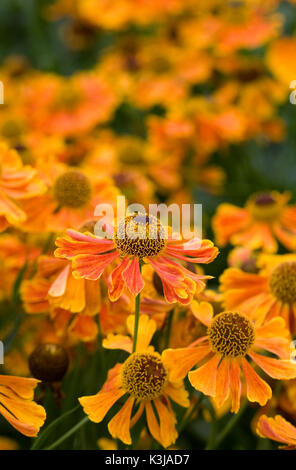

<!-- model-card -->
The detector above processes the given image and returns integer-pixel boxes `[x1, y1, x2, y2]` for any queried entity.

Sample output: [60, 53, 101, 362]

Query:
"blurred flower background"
[1, 0, 296, 451]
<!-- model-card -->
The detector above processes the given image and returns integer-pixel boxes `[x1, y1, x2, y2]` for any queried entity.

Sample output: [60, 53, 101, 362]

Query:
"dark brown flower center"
[208, 312, 255, 358]
[121, 352, 167, 400]
[114, 213, 166, 258]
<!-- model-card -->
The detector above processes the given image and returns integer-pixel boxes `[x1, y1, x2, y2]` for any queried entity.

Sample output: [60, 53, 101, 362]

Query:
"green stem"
[31, 405, 80, 450]
[205, 399, 217, 450]
[43, 416, 89, 450]
[207, 400, 248, 450]
[132, 291, 141, 353]
[178, 393, 204, 433]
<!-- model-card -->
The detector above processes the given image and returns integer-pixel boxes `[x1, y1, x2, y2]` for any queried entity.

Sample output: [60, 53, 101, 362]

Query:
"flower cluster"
[0, 0, 296, 452]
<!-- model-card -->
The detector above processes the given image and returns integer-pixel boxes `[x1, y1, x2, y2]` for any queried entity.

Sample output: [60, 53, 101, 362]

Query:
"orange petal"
[103, 334, 132, 353]
[108, 257, 130, 302]
[229, 360, 241, 413]
[214, 358, 230, 408]
[249, 351, 296, 380]
[108, 397, 135, 445]
[145, 401, 161, 444]
[127, 314, 156, 352]
[165, 382, 190, 408]
[68, 315, 98, 342]
[188, 354, 220, 396]
[162, 344, 211, 381]
[0, 393, 46, 437]
[241, 358, 272, 406]
[154, 398, 178, 448]
[79, 365, 124, 422]
[257, 414, 296, 446]
[191, 300, 213, 326]
[123, 258, 144, 296]
[0, 375, 39, 400]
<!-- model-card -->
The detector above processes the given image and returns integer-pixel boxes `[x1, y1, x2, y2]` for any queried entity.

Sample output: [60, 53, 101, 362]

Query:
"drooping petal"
[122, 258, 144, 296]
[257, 415, 296, 446]
[249, 351, 296, 380]
[214, 358, 230, 408]
[108, 397, 135, 445]
[162, 344, 211, 381]
[165, 381, 190, 407]
[79, 364, 124, 422]
[165, 238, 219, 264]
[241, 358, 272, 406]
[189, 354, 220, 397]
[0, 376, 39, 400]
[229, 359, 242, 413]
[153, 398, 178, 448]
[72, 251, 119, 281]
[145, 401, 161, 444]
[0, 403, 44, 437]
[55, 229, 115, 259]
[0, 393, 46, 438]
[108, 257, 129, 301]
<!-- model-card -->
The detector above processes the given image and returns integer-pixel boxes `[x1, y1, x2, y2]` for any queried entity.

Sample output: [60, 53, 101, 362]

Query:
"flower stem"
[132, 291, 141, 353]
[31, 405, 80, 450]
[205, 399, 217, 450]
[43, 415, 89, 450]
[178, 392, 204, 433]
[206, 399, 248, 450]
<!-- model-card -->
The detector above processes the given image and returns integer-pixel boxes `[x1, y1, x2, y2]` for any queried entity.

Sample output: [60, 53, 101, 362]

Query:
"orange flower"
[23, 72, 116, 137]
[257, 414, 296, 449]
[0, 142, 46, 231]
[163, 302, 296, 413]
[213, 191, 296, 252]
[55, 213, 218, 305]
[0, 375, 46, 437]
[220, 254, 296, 332]
[79, 314, 189, 448]
[21, 255, 100, 342]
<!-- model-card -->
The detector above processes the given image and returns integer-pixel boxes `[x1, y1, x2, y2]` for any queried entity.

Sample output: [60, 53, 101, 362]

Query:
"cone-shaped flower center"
[208, 312, 255, 358]
[114, 213, 166, 258]
[53, 170, 92, 208]
[121, 352, 167, 400]
[270, 261, 296, 304]
[247, 192, 282, 221]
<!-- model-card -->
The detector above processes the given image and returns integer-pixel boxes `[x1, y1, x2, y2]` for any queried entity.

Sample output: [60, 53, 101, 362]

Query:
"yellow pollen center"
[247, 192, 282, 221]
[114, 213, 166, 259]
[53, 170, 92, 208]
[121, 352, 167, 400]
[269, 262, 296, 304]
[55, 85, 82, 110]
[208, 312, 255, 358]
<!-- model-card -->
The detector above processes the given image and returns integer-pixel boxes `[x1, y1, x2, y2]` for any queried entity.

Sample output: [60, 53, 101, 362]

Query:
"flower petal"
[241, 358, 272, 406]
[189, 354, 220, 397]
[108, 397, 135, 445]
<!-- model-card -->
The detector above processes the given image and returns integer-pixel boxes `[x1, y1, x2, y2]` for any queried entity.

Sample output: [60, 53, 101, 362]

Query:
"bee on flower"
[54, 212, 218, 305]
